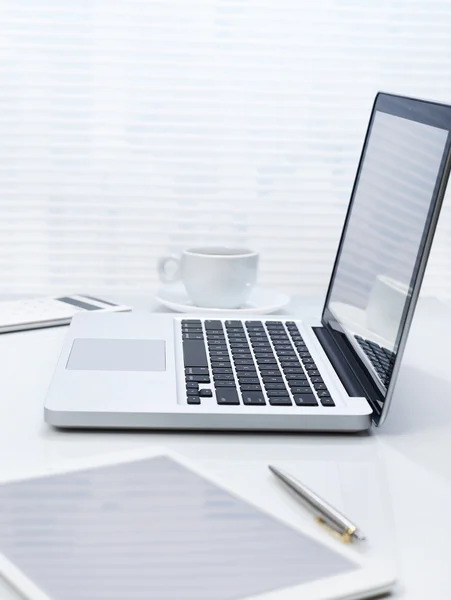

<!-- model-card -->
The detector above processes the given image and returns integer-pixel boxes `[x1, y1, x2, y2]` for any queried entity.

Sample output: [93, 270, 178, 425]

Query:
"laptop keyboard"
[354, 335, 395, 386]
[182, 319, 335, 408]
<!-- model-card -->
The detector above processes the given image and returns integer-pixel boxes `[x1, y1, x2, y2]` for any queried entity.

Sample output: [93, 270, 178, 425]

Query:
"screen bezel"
[321, 92, 451, 426]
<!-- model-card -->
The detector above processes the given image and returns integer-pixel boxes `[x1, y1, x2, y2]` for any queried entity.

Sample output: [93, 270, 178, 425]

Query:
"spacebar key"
[216, 387, 240, 405]
[183, 340, 208, 367]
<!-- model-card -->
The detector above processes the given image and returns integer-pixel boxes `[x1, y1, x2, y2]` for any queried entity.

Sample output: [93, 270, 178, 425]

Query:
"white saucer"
[155, 284, 290, 315]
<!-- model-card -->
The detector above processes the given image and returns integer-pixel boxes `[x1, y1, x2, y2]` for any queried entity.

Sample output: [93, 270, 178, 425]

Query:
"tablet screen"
[0, 456, 357, 600]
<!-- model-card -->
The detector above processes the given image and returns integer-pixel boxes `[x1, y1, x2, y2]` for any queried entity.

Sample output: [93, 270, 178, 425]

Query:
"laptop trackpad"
[66, 339, 166, 372]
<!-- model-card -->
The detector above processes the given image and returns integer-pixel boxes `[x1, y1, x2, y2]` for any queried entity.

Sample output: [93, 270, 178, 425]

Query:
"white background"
[1, 0, 451, 297]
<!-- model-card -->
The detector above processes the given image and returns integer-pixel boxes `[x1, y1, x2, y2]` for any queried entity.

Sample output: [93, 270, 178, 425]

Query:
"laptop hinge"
[313, 326, 382, 420]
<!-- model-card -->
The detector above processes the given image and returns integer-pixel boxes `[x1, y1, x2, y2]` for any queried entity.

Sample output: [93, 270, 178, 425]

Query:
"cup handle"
[158, 255, 181, 284]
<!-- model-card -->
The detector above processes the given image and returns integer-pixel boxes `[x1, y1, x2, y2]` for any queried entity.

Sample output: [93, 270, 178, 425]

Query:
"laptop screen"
[322, 94, 451, 415]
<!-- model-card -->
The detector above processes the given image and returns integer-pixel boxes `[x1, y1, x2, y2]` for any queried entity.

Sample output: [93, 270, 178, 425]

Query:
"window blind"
[1, 0, 451, 297]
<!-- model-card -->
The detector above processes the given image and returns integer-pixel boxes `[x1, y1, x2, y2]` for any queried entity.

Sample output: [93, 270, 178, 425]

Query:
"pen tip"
[353, 529, 366, 541]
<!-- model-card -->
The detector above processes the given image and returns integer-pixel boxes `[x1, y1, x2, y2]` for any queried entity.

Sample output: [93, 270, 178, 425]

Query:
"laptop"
[44, 93, 451, 432]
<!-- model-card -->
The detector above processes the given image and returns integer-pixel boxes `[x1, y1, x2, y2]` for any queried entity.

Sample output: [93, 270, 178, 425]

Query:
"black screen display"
[323, 94, 451, 400]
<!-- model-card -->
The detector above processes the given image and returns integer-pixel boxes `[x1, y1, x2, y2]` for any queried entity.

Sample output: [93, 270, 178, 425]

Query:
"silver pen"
[268, 465, 366, 543]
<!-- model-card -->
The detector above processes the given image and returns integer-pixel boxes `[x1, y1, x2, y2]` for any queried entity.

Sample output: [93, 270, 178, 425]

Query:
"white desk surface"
[1, 294, 451, 598]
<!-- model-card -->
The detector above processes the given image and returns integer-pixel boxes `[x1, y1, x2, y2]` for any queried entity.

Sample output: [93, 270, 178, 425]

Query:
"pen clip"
[315, 517, 355, 544]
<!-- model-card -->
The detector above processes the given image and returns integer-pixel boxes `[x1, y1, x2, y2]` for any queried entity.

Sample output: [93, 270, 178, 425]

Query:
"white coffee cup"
[158, 247, 259, 308]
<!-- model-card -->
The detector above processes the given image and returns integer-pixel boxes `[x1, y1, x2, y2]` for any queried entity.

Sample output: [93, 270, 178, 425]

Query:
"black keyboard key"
[272, 344, 293, 351]
[199, 389, 213, 398]
[279, 356, 299, 363]
[310, 376, 323, 384]
[293, 394, 318, 406]
[240, 384, 263, 392]
[182, 327, 203, 334]
[248, 332, 268, 338]
[249, 338, 269, 344]
[268, 396, 292, 406]
[305, 365, 319, 373]
[235, 358, 256, 366]
[229, 338, 248, 345]
[230, 347, 252, 354]
[290, 386, 312, 395]
[214, 380, 236, 387]
[280, 362, 302, 370]
[187, 396, 201, 405]
[182, 333, 204, 340]
[313, 382, 327, 391]
[186, 382, 199, 390]
[320, 396, 335, 407]
[264, 382, 287, 391]
[185, 367, 209, 375]
[266, 390, 290, 398]
[214, 373, 235, 381]
[211, 360, 231, 368]
[209, 347, 228, 354]
[205, 320, 223, 330]
[208, 340, 228, 346]
[235, 365, 258, 374]
[294, 346, 308, 354]
[262, 376, 284, 385]
[229, 343, 251, 350]
[269, 335, 289, 341]
[306, 369, 320, 377]
[186, 375, 210, 383]
[288, 379, 313, 392]
[233, 356, 253, 364]
[251, 341, 271, 348]
[276, 350, 297, 358]
[225, 320, 243, 328]
[286, 373, 308, 381]
[236, 374, 258, 383]
[294, 340, 307, 347]
[213, 367, 233, 375]
[282, 367, 304, 374]
[253, 352, 275, 359]
[242, 392, 266, 406]
[206, 333, 226, 339]
[288, 381, 307, 391]
[259, 369, 282, 377]
[298, 351, 312, 358]
[183, 340, 208, 368]
[216, 387, 240, 405]
[239, 377, 260, 385]
[231, 347, 252, 355]
[182, 319, 201, 326]
[209, 350, 230, 357]
[258, 363, 279, 371]
[257, 358, 278, 365]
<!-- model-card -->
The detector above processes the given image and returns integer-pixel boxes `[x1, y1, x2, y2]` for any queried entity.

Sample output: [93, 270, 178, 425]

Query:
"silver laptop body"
[44, 93, 451, 432]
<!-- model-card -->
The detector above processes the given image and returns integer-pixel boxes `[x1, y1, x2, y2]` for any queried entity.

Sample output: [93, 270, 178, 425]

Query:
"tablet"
[0, 448, 395, 600]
